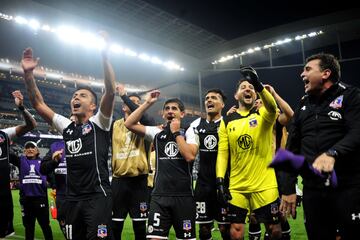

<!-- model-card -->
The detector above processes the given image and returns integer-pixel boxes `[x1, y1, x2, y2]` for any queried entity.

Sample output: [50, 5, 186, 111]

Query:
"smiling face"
[70, 89, 97, 118]
[235, 80, 257, 110]
[300, 59, 330, 96]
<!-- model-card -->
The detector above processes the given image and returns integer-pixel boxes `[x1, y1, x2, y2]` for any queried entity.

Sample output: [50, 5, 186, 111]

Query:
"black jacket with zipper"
[281, 81, 360, 194]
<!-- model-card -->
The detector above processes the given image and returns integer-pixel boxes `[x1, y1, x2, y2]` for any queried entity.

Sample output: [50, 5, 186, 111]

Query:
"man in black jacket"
[280, 53, 360, 239]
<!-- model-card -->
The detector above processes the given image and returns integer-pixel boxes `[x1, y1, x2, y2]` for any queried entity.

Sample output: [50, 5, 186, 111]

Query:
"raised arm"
[124, 90, 160, 137]
[21, 48, 55, 124]
[240, 66, 277, 114]
[170, 118, 198, 162]
[98, 31, 116, 118]
[12, 90, 37, 136]
[117, 84, 156, 125]
[264, 84, 294, 126]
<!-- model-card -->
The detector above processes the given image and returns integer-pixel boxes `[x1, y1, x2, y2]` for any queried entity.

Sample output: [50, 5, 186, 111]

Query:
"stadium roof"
[0, 0, 359, 88]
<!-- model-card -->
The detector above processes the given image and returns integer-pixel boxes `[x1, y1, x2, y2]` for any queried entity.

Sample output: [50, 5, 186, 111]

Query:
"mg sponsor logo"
[237, 134, 252, 150]
[328, 111, 342, 121]
[204, 135, 217, 150]
[66, 138, 82, 154]
[164, 141, 178, 157]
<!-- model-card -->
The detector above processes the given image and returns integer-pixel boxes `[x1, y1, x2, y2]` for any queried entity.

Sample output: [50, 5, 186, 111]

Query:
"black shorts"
[0, 193, 13, 237]
[194, 183, 229, 224]
[228, 199, 280, 224]
[111, 175, 148, 222]
[63, 196, 113, 240]
[147, 195, 196, 239]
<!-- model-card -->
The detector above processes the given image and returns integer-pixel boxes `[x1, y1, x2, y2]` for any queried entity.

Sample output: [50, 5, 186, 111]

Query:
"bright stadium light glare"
[81, 32, 105, 50]
[308, 32, 317, 37]
[247, 48, 254, 54]
[46, 72, 63, 79]
[212, 30, 324, 65]
[0, 11, 185, 71]
[110, 44, 124, 54]
[124, 48, 137, 57]
[56, 25, 81, 44]
[91, 81, 104, 87]
[15, 16, 28, 25]
[151, 57, 163, 64]
[41, 24, 51, 31]
[139, 53, 150, 61]
[29, 19, 40, 30]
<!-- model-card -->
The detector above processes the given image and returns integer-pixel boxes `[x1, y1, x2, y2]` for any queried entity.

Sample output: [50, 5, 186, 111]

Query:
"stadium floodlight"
[211, 30, 324, 65]
[41, 24, 51, 31]
[0, 11, 185, 71]
[110, 44, 124, 54]
[151, 57, 162, 65]
[46, 72, 63, 79]
[295, 34, 307, 40]
[124, 48, 137, 57]
[90, 81, 104, 87]
[139, 53, 150, 61]
[14, 16, 28, 25]
[28, 19, 40, 30]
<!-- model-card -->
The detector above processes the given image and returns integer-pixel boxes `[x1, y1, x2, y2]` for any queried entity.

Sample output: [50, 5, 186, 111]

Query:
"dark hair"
[205, 88, 227, 102]
[76, 86, 98, 105]
[128, 93, 141, 101]
[236, 78, 251, 91]
[163, 98, 185, 112]
[306, 53, 341, 82]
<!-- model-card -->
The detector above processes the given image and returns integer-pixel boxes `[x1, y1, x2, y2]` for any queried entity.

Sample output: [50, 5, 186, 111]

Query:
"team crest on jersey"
[221, 207, 227, 215]
[329, 95, 343, 109]
[97, 224, 108, 238]
[183, 220, 192, 231]
[249, 118, 258, 128]
[204, 135, 217, 150]
[270, 203, 279, 215]
[164, 141, 179, 157]
[237, 134, 252, 150]
[82, 123, 92, 135]
[66, 138, 82, 154]
[139, 202, 148, 212]
[0, 134, 5, 143]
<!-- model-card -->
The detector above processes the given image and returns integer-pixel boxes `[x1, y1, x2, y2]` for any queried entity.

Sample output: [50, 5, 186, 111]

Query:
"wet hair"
[306, 53, 341, 83]
[205, 88, 227, 102]
[75, 86, 98, 105]
[163, 98, 185, 112]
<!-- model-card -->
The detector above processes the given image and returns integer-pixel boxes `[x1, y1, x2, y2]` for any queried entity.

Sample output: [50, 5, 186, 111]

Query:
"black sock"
[249, 223, 261, 240]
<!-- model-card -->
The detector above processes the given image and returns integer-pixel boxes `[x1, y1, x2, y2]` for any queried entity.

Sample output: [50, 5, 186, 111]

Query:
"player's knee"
[199, 223, 212, 240]
[268, 224, 282, 240]
[230, 223, 245, 240]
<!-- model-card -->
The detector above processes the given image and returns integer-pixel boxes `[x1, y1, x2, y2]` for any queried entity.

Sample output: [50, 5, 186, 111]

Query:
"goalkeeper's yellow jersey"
[216, 90, 278, 193]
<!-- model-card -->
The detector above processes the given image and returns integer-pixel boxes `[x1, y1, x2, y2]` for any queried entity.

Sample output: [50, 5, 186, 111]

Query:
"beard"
[239, 98, 254, 110]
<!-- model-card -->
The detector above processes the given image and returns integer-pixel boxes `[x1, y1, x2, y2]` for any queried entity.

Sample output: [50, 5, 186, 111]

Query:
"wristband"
[18, 105, 25, 111]
[173, 131, 181, 138]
